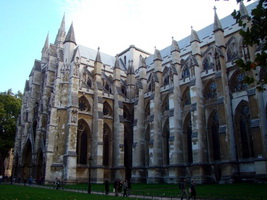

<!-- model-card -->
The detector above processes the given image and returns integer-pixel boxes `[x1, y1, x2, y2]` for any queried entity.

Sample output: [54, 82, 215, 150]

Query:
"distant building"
[13, 1, 267, 184]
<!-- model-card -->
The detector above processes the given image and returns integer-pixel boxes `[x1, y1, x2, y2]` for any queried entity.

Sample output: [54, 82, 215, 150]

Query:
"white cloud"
[58, 0, 255, 55]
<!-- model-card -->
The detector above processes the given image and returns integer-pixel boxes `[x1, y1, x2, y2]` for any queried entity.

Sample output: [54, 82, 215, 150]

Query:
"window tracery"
[204, 81, 217, 100]
[182, 64, 190, 79]
[79, 96, 90, 112]
[230, 71, 247, 92]
[203, 56, 214, 71]
[182, 88, 191, 107]
[227, 37, 239, 62]
[103, 102, 112, 116]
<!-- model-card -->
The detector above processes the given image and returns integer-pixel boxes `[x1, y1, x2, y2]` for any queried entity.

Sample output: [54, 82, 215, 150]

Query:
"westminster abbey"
[14, 1, 267, 184]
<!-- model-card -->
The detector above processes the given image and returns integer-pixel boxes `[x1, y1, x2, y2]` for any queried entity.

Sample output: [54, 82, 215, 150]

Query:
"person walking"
[188, 180, 196, 200]
[180, 178, 188, 200]
[122, 180, 128, 197]
[104, 180, 109, 195]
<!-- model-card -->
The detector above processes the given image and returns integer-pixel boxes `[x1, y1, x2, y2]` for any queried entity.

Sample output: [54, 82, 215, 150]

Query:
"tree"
[232, 0, 267, 91]
[0, 89, 22, 175]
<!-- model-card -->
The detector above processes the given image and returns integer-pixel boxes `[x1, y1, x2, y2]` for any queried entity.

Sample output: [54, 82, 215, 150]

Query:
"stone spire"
[114, 54, 120, 69]
[239, 0, 249, 18]
[153, 47, 163, 62]
[171, 37, 180, 53]
[94, 47, 102, 75]
[41, 33, 49, 63]
[190, 27, 200, 43]
[213, 6, 223, 32]
[42, 33, 49, 52]
[64, 22, 76, 45]
[95, 47, 102, 64]
[55, 14, 66, 46]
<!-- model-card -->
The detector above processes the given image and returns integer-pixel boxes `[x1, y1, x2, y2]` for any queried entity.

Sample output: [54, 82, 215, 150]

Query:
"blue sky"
[0, 0, 254, 94]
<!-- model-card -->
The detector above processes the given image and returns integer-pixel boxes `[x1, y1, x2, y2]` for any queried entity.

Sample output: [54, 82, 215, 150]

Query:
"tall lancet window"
[163, 67, 169, 87]
[184, 114, 193, 163]
[208, 111, 221, 161]
[204, 81, 217, 101]
[182, 87, 191, 107]
[226, 36, 239, 62]
[235, 103, 254, 159]
[162, 120, 170, 165]
[77, 120, 89, 165]
[203, 55, 214, 72]
[103, 123, 112, 166]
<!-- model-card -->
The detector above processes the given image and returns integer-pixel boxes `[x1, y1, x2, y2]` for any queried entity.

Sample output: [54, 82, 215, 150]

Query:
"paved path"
[9, 183, 198, 200]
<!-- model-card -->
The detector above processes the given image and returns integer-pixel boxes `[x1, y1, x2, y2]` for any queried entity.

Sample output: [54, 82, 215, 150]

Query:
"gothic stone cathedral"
[14, 1, 267, 184]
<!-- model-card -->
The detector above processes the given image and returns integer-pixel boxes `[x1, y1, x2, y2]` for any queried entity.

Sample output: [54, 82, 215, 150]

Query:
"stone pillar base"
[131, 167, 147, 183]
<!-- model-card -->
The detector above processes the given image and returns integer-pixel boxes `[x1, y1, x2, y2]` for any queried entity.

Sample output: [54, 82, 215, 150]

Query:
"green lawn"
[1, 183, 267, 200]
[0, 184, 138, 200]
[63, 182, 267, 199]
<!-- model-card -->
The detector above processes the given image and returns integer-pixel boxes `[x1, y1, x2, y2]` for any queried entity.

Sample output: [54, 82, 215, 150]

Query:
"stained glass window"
[182, 65, 190, 79]
[182, 88, 191, 107]
[204, 81, 217, 100]
[230, 72, 247, 92]
[79, 97, 90, 112]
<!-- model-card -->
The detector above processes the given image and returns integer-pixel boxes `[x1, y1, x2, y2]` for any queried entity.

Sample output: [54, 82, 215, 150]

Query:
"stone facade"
[14, 1, 267, 184]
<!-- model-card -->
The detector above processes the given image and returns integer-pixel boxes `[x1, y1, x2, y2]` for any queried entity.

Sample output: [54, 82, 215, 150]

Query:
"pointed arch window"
[121, 86, 127, 97]
[104, 83, 112, 94]
[103, 124, 112, 166]
[182, 88, 191, 107]
[226, 37, 239, 62]
[204, 81, 217, 100]
[184, 114, 192, 163]
[208, 111, 221, 161]
[79, 96, 91, 112]
[182, 64, 190, 79]
[87, 78, 92, 88]
[145, 102, 150, 120]
[203, 56, 214, 72]
[76, 121, 89, 164]
[230, 71, 247, 92]
[162, 95, 169, 113]
[103, 102, 112, 116]
[235, 103, 254, 159]
[162, 120, 170, 165]
[163, 67, 170, 87]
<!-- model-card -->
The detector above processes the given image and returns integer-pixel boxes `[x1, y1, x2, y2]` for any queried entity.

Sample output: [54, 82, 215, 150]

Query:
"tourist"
[188, 180, 196, 200]
[179, 178, 188, 200]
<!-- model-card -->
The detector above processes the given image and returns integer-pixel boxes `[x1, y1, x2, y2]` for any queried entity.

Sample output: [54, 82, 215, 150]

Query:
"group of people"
[180, 178, 196, 200]
[112, 179, 130, 197]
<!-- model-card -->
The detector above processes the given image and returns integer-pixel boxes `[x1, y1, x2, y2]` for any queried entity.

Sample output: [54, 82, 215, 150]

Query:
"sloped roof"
[145, 1, 257, 66]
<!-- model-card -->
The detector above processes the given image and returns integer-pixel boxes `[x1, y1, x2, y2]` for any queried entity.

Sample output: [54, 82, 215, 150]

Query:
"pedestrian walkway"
[9, 182, 199, 200]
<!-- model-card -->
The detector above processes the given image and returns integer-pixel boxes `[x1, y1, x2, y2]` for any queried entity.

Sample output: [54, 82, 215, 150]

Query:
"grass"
[63, 182, 267, 199]
[0, 184, 138, 200]
[1, 183, 267, 200]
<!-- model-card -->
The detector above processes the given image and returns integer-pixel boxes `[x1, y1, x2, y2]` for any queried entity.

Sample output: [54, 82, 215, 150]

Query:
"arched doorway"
[36, 149, 44, 184]
[22, 140, 32, 180]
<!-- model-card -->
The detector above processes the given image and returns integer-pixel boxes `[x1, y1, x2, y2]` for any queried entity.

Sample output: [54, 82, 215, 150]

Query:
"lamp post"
[88, 156, 93, 194]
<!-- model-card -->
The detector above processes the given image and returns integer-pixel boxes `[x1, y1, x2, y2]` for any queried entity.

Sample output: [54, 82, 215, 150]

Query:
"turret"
[190, 27, 201, 56]
[94, 47, 102, 76]
[41, 33, 49, 63]
[153, 47, 163, 73]
[55, 15, 66, 48]
[170, 37, 181, 72]
[63, 23, 76, 64]
[213, 7, 225, 48]
[113, 55, 121, 83]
